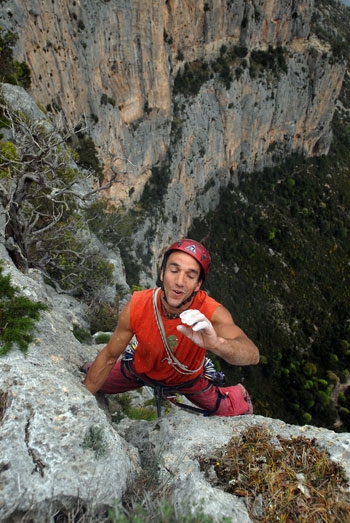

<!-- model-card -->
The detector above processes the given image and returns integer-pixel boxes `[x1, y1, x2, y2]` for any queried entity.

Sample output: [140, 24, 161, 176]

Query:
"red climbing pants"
[84, 359, 253, 416]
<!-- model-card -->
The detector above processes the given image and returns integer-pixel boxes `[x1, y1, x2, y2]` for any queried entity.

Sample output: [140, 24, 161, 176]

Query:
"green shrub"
[173, 61, 211, 96]
[68, 133, 104, 184]
[250, 45, 287, 76]
[110, 392, 158, 423]
[139, 164, 171, 210]
[73, 325, 93, 344]
[100, 93, 116, 106]
[94, 333, 112, 344]
[0, 28, 31, 88]
[0, 263, 47, 356]
[87, 302, 119, 334]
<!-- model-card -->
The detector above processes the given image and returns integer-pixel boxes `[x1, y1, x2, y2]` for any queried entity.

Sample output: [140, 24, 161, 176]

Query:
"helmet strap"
[161, 288, 198, 310]
[175, 290, 198, 309]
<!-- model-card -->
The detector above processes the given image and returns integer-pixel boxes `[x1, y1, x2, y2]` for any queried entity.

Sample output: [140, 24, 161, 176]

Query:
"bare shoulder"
[107, 301, 133, 351]
[211, 304, 248, 339]
[211, 304, 235, 324]
[118, 300, 131, 328]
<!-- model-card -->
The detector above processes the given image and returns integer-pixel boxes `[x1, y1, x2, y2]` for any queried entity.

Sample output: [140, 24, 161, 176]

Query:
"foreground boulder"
[0, 248, 349, 521]
[117, 409, 350, 521]
[0, 354, 138, 522]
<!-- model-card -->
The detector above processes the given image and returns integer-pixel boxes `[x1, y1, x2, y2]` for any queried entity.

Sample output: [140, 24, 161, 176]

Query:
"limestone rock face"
[0, 4, 348, 518]
[0, 249, 349, 521]
[0, 246, 138, 522]
[0, 0, 346, 273]
[120, 411, 350, 521]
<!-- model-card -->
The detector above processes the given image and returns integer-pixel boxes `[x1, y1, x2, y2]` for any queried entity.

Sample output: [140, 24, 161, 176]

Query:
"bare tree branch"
[0, 93, 126, 303]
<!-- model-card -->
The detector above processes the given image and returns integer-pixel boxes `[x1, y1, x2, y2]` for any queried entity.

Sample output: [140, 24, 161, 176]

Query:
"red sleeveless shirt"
[129, 288, 220, 385]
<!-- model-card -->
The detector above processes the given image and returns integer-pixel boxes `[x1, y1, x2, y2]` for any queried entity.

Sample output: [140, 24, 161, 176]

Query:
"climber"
[82, 239, 259, 416]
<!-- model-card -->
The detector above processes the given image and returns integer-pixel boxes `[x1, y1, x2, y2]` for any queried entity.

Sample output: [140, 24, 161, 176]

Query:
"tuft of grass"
[124, 406, 158, 422]
[82, 426, 107, 458]
[109, 392, 158, 423]
[94, 333, 112, 345]
[199, 426, 350, 522]
[109, 500, 222, 522]
[112, 442, 225, 523]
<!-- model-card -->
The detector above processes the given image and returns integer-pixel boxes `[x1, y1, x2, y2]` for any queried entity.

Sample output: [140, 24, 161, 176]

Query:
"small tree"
[0, 95, 122, 306]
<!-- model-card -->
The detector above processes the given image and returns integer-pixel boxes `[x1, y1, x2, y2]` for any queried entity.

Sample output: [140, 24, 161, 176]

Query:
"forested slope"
[190, 3, 350, 430]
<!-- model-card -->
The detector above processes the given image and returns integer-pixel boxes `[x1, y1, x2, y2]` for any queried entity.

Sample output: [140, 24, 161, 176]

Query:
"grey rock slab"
[119, 408, 350, 521]
[0, 355, 140, 522]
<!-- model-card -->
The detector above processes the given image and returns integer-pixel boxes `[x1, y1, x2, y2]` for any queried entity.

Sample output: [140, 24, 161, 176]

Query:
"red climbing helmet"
[164, 239, 211, 280]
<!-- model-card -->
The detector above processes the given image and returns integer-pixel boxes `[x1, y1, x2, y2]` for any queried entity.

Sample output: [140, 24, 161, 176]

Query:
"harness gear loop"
[121, 352, 225, 417]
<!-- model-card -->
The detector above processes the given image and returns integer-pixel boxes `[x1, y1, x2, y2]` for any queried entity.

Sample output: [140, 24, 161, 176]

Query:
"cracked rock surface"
[0, 214, 349, 522]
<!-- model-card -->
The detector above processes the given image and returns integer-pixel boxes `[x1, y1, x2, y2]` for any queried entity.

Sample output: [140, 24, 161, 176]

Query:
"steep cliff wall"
[0, 0, 345, 278]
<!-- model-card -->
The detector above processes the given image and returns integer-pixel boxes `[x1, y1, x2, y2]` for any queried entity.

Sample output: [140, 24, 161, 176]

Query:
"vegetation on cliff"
[0, 0, 349, 433]
[189, 10, 350, 430]
[0, 97, 115, 308]
[185, 0, 350, 432]
[0, 263, 47, 355]
[0, 27, 31, 89]
[191, 139, 349, 430]
[199, 426, 350, 521]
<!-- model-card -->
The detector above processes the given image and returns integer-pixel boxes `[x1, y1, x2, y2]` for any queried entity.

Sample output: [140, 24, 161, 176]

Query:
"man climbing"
[82, 239, 259, 416]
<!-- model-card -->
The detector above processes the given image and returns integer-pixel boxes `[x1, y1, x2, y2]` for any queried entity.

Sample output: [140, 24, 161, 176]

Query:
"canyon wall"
[0, 0, 345, 279]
